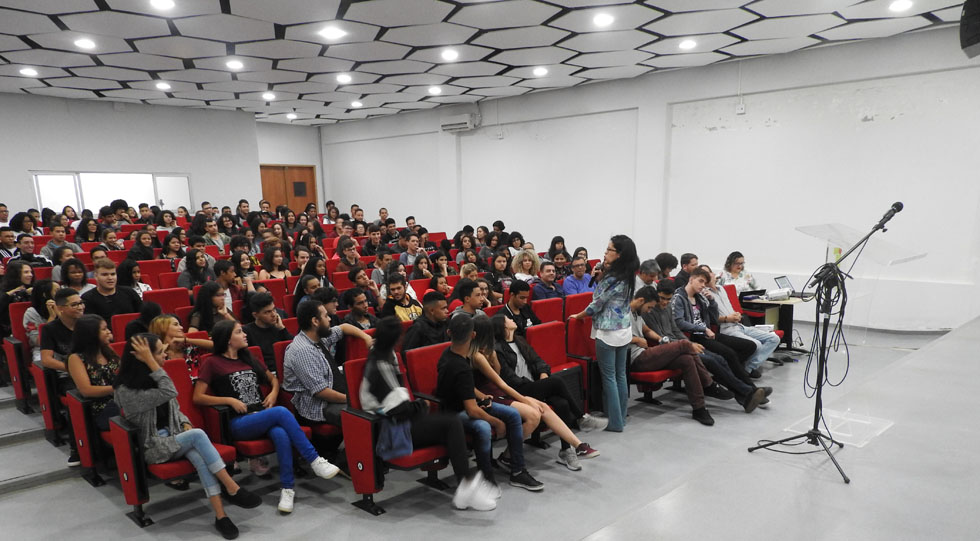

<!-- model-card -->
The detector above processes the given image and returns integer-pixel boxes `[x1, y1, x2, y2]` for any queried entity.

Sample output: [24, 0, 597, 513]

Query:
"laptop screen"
[774, 275, 793, 290]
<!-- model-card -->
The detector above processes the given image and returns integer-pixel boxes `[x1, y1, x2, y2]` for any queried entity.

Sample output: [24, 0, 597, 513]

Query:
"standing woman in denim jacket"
[569, 235, 639, 432]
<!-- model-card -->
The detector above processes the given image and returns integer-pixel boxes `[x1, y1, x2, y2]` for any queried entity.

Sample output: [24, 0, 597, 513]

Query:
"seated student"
[476, 277, 500, 307]
[430, 250, 458, 278]
[98, 228, 125, 251]
[360, 317, 495, 511]
[472, 315, 599, 471]
[717, 251, 760, 294]
[214, 259, 253, 307]
[552, 251, 571, 280]
[345, 267, 381, 310]
[188, 282, 237, 334]
[116, 333, 261, 539]
[635, 259, 661, 292]
[257, 247, 290, 281]
[160, 233, 186, 270]
[627, 286, 719, 426]
[67, 314, 121, 430]
[341, 288, 378, 330]
[290, 246, 312, 277]
[703, 266, 780, 379]
[178, 248, 217, 290]
[82, 259, 142, 321]
[12, 233, 53, 267]
[562, 257, 595, 295]
[49, 246, 77, 282]
[484, 252, 511, 298]
[378, 274, 423, 322]
[292, 275, 321, 316]
[41, 287, 87, 466]
[379, 261, 418, 300]
[427, 274, 453, 298]
[370, 249, 393, 286]
[123, 301, 163, 342]
[398, 232, 427, 266]
[116, 259, 153, 299]
[242, 293, 293, 373]
[454, 234, 477, 264]
[506, 231, 525, 257]
[59, 258, 95, 295]
[531, 261, 565, 300]
[126, 230, 157, 262]
[362, 224, 386, 256]
[297, 256, 331, 290]
[40, 224, 82, 260]
[672, 252, 698, 291]
[655, 252, 678, 281]
[149, 314, 213, 383]
[194, 320, 340, 514]
[417, 227, 439, 251]
[435, 315, 543, 495]
[174, 236, 216, 273]
[23, 280, 58, 362]
[402, 292, 450, 351]
[451, 278, 487, 318]
[457, 262, 479, 282]
[0, 226, 20, 258]
[510, 249, 539, 283]
[334, 238, 361, 273]
[411, 253, 434, 280]
[283, 300, 372, 464]
[501, 280, 541, 337]
[667, 273, 769, 413]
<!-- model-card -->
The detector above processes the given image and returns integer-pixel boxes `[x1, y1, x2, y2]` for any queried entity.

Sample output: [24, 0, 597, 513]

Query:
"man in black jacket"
[402, 292, 449, 351]
[500, 280, 540, 336]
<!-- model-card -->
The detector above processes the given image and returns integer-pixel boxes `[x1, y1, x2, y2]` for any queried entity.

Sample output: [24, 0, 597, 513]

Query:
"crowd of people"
[0, 198, 781, 539]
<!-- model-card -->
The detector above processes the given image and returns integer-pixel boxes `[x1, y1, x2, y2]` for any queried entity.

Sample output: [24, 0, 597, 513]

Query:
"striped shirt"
[282, 327, 344, 422]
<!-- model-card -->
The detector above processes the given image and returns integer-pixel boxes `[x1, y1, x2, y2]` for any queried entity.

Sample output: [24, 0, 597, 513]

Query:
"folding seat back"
[33, 266, 53, 280]
[175, 306, 195, 331]
[34, 234, 53, 247]
[254, 279, 286, 309]
[286, 274, 300, 294]
[409, 278, 430, 296]
[283, 294, 296, 317]
[485, 304, 504, 317]
[564, 292, 592, 320]
[136, 259, 173, 289]
[325, 258, 341, 274]
[402, 342, 451, 399]
[344, 328, 377, 361]
[143, 287, 190, 315]
[446, 275, 461, 287]
[526, 321, 588, 409]
[111, 313, 140, 342]
[202, 245, 220, 258]
[107, 251, 128, 263]
[283, 317, 298, 335]
[120, 224, 142, 236]
[3, 301, 34, 412]
[531, 297, 563, 323]
[333, 272, 354, 289]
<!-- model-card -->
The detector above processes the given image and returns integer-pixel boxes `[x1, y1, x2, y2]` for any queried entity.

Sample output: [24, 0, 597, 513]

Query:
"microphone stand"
[747, 213, 896, 483]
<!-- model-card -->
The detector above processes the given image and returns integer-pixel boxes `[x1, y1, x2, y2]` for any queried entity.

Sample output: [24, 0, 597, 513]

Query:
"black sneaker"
[223, 487, 262, 509]
[67, 450, 80, 468]
[215, 516, 239, 540]
[759, 386, 773, 397]
[496, 452, 513, 470]
[749, 369, 762, 379]
[704, 383, 734, 401]
[509, 469, 544, 492]
[692, 407, 715, 426]
[742, 388, 766, 413]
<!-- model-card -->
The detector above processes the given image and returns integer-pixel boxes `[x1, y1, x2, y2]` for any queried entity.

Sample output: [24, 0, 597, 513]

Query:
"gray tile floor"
[1, 321, 973, 540]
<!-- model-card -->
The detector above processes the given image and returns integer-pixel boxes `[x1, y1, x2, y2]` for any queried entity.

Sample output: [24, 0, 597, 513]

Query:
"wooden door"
[260, 165, 317, 212]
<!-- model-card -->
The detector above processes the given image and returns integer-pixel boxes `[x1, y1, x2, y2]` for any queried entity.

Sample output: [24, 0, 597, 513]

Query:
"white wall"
[0, 93, 261, 213]
[320, 26, 980, 331]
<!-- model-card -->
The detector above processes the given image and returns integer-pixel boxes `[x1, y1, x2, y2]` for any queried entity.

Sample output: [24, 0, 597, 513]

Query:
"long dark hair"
[262, 247, 286, 273]
[127, 232, 155, 261]
[2, 260, 32, 291]
[183, 248, 210, 284]
[191, 281, 223, 333]
[116, 259, 141, 289]
[51, 245, 76, 266]
[210, 320, 266, 383]
[29, 279, 56, 319]
[724, 251, 744, 272]
[70, 314, 119, 368]
[161, 233, 185, 258]
[469, 314, 495, 361]
[59, 258, 88, 288]
[491, 313, 536, 360]
[547, 235, 570, 261]
[605, 235, 639, 303]
[75, 217, 101, 243]
[114, 333, 162, 390]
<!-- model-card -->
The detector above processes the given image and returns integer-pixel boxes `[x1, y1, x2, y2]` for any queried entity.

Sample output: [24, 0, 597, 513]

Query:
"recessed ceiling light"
[226, 59, 244, 70]
[262, 92, 276, 101]
[532, 66, 548, 77]
[679, 39, 697, 50]
[150, 0, 175, 10]
[155, 81, 171, 90]
[319, 26, 347, 40]
[287, 113, 298, 120]
[441, 49, 459, 61]
[593, 13, 614, 27]
[74, 38, 96, 50]
[336, 73, 352, 83]
[428, 86, 442, 95]
[889, 0, 913, 12]
[19, 67, 38, 77]
[351, 101, 363, 108]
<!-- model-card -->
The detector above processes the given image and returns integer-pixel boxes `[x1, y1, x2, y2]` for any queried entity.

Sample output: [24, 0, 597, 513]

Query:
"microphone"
[875, 202, 903, 230]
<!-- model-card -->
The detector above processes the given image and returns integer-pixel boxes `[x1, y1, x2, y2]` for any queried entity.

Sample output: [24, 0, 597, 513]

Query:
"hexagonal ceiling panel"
[0, 1, 960, 123]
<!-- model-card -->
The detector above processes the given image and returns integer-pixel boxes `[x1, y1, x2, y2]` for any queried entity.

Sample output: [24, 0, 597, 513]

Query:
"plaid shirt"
[282, 327, 344, 421]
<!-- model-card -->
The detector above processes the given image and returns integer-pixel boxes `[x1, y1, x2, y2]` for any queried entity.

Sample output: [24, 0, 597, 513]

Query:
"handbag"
[376, 417, 413, 461]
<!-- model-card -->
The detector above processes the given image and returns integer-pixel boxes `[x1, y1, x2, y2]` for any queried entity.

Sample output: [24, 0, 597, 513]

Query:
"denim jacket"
[584, 276, 631, 331]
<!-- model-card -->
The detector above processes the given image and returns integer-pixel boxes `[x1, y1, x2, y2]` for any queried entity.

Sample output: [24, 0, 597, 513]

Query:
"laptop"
[773, 276, 809, 298]
[738, 289, 766, 302]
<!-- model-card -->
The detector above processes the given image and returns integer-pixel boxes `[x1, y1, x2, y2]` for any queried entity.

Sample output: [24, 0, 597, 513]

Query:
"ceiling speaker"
[962, 0, 980, 58]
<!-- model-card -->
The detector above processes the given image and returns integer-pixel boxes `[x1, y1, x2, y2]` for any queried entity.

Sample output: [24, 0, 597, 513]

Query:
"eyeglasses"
[69, 301, 85, 308]
[605, 247, 618, 253]
[571, 263, 586, 268]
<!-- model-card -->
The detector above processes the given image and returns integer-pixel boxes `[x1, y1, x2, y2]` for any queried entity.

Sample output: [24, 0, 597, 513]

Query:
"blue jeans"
[596, 339, 629, 431]
[229, 406, 318, 489]
[457, 402, 524, 478]
[172, 428, 226, 498]
[726, 327, 781, 372]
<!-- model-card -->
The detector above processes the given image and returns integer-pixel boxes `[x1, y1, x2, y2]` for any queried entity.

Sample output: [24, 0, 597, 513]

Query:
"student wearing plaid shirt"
[282, 299, 374, 427]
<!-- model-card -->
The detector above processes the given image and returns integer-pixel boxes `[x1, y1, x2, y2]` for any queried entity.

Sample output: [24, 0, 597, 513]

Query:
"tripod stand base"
[748, 429, 851, 484]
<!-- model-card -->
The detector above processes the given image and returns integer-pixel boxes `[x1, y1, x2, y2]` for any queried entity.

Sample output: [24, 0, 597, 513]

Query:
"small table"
[741, 297, 810, 353]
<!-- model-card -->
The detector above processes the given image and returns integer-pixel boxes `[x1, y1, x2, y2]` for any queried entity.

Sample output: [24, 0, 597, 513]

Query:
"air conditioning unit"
[440, 113, 480, 132]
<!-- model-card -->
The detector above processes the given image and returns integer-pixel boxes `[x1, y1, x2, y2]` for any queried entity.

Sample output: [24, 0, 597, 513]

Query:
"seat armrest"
[203, 405, 233, 444]
[343, 406, 380, 423]
[567, 353, 591, 363]
[412, 392, 442, 405]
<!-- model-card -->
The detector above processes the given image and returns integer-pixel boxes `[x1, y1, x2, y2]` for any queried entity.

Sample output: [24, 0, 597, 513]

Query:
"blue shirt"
[563, 274, 594, 295]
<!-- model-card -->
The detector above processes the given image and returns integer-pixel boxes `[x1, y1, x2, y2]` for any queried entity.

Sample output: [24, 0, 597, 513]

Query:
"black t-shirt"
[198, 354, 265, 409]
[502, 304, 541, 337]
[435, 349, 475, 413]
[243, 322, 293, 372]
[40, 318, 74, 361]
[82, 287, 142, 321]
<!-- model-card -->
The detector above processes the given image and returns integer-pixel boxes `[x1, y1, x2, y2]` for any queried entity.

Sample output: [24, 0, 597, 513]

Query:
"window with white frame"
[32, 172, 192, 213]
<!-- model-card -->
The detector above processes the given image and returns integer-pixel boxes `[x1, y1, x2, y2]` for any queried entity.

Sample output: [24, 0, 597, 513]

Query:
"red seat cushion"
[551, 362, 578, 374]
[387, 445, 447, 469]
[99, 431, 112, 445]
[233, 426, 313, 457]
[148, 443, 236, 479]
[631, 369, 681, 384]
[309, 424, 341, 437]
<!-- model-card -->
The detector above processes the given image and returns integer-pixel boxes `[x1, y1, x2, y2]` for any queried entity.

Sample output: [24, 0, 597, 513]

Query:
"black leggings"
[411, 412, 469, 482]
[691, 334, 755, 386]
[516, 376, 583, 429]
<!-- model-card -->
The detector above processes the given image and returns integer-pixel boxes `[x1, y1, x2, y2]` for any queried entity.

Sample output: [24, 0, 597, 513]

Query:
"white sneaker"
[310, 457, 339, 480]
[579, 414, 608, 432]
[278, 488, 295, 514]
[557, 447, 582, 471]
[481, 478, 502, 500]
[453, 472, 496, 511]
